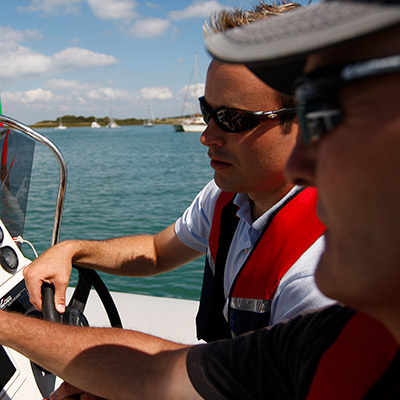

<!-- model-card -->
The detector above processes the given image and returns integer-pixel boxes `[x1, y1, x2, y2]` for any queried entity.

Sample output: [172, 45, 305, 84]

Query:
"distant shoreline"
[30, 116, 193, 129]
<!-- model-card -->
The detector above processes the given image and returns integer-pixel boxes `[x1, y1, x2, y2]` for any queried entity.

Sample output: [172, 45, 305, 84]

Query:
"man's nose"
[285, 135, 317, 187]
[200, 120, 225, 147]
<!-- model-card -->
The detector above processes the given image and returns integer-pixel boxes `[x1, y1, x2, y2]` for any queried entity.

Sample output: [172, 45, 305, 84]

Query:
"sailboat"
[143, 100, 154, 127]
[91, 119, 101, 128]
[106, 110, 119, 129]
[173, 53, 206, 133]
[55, 117, 67, 130]
[107, 118, 119, 129]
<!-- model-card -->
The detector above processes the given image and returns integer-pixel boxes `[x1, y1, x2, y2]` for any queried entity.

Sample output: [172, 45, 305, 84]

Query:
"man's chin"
[314, 251, 337, 300]
[214, 175, 237, 193]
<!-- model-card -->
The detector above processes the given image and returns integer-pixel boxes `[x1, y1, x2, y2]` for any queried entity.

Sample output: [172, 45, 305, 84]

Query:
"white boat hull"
[181, 123, 206, 133]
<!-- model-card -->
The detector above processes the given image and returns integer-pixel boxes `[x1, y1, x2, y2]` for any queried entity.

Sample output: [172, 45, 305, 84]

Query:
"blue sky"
[1, 0, 312, 124]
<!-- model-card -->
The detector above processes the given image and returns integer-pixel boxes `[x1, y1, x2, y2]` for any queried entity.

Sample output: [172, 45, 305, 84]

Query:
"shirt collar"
[233, 186, 303, 231]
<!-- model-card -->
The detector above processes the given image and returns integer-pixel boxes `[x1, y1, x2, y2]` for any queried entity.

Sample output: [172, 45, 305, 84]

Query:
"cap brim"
[206, 1, 400, 95]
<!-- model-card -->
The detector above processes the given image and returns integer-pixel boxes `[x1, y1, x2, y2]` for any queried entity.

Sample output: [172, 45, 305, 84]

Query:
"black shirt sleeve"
[187, 305, 354, 400]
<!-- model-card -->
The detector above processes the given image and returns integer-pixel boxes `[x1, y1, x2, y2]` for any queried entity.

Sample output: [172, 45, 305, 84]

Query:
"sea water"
[23, 125, 213, 301]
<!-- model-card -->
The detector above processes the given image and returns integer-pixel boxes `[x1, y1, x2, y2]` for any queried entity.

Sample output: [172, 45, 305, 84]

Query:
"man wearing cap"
[0, 0, 399, 399]
[23, 2, 331, 344]
[186, 0, 400, 398]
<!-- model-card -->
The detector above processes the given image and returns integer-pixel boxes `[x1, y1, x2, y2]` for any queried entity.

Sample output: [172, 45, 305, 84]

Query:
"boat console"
[0, 218, 59, 399]
[0, 220, 32, 315]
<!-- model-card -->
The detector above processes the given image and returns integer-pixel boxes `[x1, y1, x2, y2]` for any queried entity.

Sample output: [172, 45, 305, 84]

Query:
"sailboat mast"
[193, 53, 199, 115]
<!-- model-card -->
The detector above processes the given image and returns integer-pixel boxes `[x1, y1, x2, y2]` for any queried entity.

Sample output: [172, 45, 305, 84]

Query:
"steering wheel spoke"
[67, 267, 92, 313]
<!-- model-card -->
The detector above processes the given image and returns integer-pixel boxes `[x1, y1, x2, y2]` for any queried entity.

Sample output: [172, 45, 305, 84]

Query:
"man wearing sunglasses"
[1, 0, 400, 399]
[184, 0, 400, 398]
[184, 56, 332, 341]
[24, 2, 332, 344]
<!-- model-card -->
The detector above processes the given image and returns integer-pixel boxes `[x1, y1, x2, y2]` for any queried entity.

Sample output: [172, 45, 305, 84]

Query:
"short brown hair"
[204, 1, 300, 133]
[204, 2, 301, 35]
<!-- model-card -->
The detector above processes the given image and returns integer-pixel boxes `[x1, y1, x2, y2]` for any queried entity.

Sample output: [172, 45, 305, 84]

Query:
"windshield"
[0, 127, 35, 238]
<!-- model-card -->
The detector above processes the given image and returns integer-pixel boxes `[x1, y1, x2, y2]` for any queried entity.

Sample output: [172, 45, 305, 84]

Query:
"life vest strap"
[196, 191, 238, 342]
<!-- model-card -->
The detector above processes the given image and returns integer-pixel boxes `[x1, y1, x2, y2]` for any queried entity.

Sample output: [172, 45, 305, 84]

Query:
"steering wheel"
[41, 265, 123, 328]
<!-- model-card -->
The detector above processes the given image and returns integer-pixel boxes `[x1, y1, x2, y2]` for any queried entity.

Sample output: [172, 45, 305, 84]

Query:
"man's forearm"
[51, 223, 199, 277]
[0, 311, 197, 399]
[67, 234, 159, 276]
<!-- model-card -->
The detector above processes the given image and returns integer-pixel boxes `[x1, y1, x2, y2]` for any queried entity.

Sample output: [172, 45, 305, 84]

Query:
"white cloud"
[129, 18, 170, 38]
[5, 82, 136, 107]
[23, 88, 55, 103]
[146, 2, 160, 10]
[0, 27, 45, 78]
[86, 90, 102, 100]
[87, 87, 135, 101]
[169, 1, 225, 21]
[6, 85, 130, 103]
[18, 0, 83, 15]
[87, 0, 137, 21]
[0, 26, 42, 44]
[52, 47, 118, 69]
[0, 46, 117, 80]
[140, 87, 172, 100]
[19, 0, 138, 22]
[5, 88, 54, 104]
[3, 84, 140, 123]
[44, 79, 85, 90]
[44, 79, 100, 96]
[0, 25, 118, 80]
[179, 83, 205, 98]
[0, 46, 52, 79]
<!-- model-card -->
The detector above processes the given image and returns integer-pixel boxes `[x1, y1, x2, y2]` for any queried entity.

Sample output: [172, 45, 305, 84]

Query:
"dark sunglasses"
[295, 54, 400, 144]
[198, 96, 296, 133]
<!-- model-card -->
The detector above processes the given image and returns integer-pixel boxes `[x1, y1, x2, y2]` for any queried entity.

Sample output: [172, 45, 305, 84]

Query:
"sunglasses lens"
[308, 110, 343, 142]
[199, 100, 210, 124]
[296, 102, 311, 143]
[198, 96, 277, 134]
[215, 109, 255, 133]
[296, 82, 342, 143]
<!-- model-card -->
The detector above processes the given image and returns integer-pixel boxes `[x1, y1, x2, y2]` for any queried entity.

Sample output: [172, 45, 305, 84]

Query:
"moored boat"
[55, 117, 67, 130]
[91, 119, 101, 128]
[181, 116, 206, 132]
[144, 100, 155, 127]
[106, 118, 119, 128]
[106, 110, 119, 128]
[173, 53, 206, 133]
